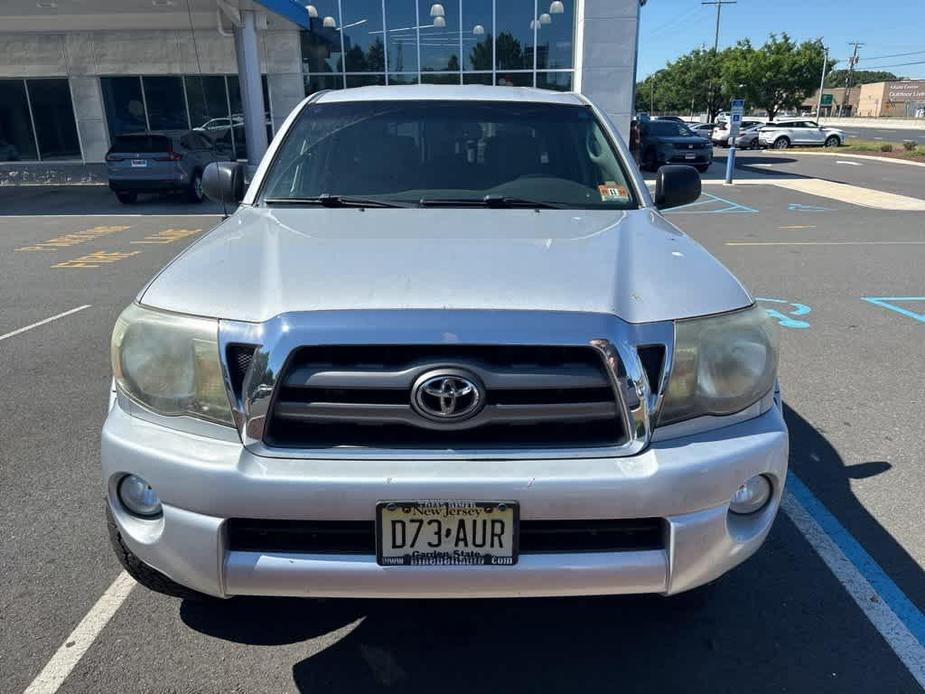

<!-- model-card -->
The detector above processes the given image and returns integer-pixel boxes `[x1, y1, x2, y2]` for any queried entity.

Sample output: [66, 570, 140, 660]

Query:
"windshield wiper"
[418, 195, 562, 209]
[263, 194, 409, 208]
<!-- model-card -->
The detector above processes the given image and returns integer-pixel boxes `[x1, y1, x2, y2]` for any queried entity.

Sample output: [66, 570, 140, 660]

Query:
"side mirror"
[202, 161, 245, 205]
[654, 165, 701, 210]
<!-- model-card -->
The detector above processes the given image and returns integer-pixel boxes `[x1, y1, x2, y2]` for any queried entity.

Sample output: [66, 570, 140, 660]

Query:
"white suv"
[758, 120, 844, 149]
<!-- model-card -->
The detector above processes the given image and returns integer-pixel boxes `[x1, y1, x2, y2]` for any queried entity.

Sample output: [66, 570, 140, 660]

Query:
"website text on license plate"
[376, 500, 518, 567]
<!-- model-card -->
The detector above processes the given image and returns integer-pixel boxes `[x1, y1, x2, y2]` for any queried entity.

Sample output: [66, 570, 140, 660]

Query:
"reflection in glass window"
[186, 75, 234, 157]
[388, 74, 419, 85]
[536, 71, 572, 91]
[346, 74, 386, 88]
[342, 0, 385, 72]
[536, 0, 574, 69]
[143, 76, 188, 131]
[463, 72, 494, 85]
[0, 80, 38, 161]
[421, 73, 461, 85]
[495, 0, 535, 70]
[101, 77, 146, 137]
[27, 79, 80, 160]
[385, 0, 419, 73]
[497, 72, 533, 87]
[462, 0, 493, 71]
[419, 0, 459, 72]
[306, 73, 344, 94]
[301, 0, 344, 74]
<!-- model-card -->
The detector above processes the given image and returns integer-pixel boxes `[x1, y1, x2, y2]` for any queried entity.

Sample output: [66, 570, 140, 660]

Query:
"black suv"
[639, 120, 713, 173]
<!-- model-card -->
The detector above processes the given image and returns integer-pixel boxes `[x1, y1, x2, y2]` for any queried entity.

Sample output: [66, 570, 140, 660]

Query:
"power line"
[862, 49, 925, 61]
[858, 60, 925, 70]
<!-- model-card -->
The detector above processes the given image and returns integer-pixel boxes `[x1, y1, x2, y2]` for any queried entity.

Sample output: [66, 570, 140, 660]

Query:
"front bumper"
[102, 401, 788, 599]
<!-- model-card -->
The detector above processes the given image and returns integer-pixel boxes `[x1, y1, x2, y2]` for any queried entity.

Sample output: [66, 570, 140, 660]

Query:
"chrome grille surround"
[218, 310, 674, 459]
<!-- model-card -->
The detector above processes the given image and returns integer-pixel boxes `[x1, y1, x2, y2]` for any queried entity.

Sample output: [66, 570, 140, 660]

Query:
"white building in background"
[0, 0, 641, 180]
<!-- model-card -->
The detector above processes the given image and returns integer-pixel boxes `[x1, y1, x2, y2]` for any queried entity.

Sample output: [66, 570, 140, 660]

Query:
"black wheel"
[186, 170, 204, 203]
[694, 164, 710, 173]
[773, 137, 790, 150]
[106, 506, 211, 601]
[115, 191, 137, 204]
[824, 135, 840, 148]
[750, 138, 761, 150]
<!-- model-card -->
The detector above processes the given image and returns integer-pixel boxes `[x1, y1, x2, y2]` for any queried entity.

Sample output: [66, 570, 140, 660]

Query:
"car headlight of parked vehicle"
[111, 303, 234, 425]
[659, 305, 778, 425]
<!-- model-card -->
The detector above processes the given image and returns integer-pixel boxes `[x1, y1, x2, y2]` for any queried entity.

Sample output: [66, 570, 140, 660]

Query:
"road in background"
[1, 178, 923, 693]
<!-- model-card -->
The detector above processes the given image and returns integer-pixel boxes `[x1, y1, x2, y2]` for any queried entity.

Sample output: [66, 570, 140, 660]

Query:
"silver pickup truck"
[103, 85, 787, 600]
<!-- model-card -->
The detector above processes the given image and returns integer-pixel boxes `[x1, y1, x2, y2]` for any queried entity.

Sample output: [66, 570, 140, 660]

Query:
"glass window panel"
[345, 74, 386, 88]
[301, 1, 344, 74]
[462, 0, 493, 71]
[306, 73, 345, 94]
[342, 0, 385, 72]
[495, 0, 535, 70]
[497, 72, 533, 87]
[419, 0, 460, 72]
[0, 80, 37, 161]
[142, 76, 188, 131]
[421, 72, 461, 85]
[101, 76, 146, 138]
[185, 75, 234, 156]
[463, 72, 493, 85]
[388, 73, 419, 85]
[226, 75, 247, 160]
[27, 79, 80, 160]
[384, 0, 418, 73]
[536, 70, 572, 91]
[535, 0, 574, 69]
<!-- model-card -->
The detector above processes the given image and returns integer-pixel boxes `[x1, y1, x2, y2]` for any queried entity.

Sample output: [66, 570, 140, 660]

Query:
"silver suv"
[103, 86, 787, 600]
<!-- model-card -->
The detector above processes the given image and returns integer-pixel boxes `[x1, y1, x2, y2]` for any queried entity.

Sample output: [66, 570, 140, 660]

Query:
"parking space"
[2, 176, 924, 693]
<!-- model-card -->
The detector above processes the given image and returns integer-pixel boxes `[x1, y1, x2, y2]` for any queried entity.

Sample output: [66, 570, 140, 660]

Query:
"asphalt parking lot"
[2, 153, 924, 693]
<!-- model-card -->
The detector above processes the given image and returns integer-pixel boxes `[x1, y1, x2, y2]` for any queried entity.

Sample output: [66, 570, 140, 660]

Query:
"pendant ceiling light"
[433, 15, 446, 27]
[323, 15, 336, 27]
[473, 24, 485, 35]
[430, 3, 445, 17]
[306, 4, 318, 18]
[550, 1, 565, 14]
[539, 12, 552, 24]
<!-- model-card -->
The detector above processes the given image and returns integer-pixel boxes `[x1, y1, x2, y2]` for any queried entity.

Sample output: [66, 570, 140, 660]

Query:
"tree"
[635, 48, 731, 120]
[825, 69, 899, 89]
[722, 34, 832, 121]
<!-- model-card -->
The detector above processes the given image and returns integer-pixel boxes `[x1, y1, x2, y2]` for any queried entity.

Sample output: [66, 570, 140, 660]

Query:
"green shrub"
[880, 143, 893, 152]
[903, 140, 917, 151]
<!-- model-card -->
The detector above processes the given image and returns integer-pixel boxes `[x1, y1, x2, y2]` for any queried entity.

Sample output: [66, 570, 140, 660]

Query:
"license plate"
[131, 159, 147, 168]
[684, 153, 696, 159]
[376, 500, 518, 566]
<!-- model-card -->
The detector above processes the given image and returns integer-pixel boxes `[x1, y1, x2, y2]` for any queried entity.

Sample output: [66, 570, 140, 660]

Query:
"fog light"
[117, 474, 162, 518]
[729, 475, 772, 515]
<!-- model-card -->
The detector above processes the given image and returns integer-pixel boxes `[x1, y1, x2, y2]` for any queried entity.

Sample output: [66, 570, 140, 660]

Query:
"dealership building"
[0, 0, 641, 181]
[856, 80, 925, 119]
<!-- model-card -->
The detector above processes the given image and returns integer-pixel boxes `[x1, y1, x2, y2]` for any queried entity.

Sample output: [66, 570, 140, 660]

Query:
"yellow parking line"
[16, 225, 131, 252]
[52, 250, 141, 268]
[130, 228, 202, 245]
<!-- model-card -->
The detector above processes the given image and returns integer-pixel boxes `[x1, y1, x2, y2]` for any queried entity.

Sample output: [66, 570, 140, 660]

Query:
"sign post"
[725, 97, 745, 184]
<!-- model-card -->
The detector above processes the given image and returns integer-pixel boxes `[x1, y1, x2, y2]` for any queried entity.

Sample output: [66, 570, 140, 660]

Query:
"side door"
[803, 121, 826, 145]
[784, 122, 807, 144]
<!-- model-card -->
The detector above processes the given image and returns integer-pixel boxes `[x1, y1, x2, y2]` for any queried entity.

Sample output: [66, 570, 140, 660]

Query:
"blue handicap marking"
[788, 202, 833, 212]
[663, 192, 758, 214]
[756, 297, 812, 329]
[861, 296, 925, 324]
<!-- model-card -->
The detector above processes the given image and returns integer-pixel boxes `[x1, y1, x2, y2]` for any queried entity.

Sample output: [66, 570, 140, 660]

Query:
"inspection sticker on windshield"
[599, 182, 629, 202]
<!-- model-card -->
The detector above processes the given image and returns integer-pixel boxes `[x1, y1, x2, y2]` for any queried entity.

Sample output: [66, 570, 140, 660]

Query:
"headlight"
[111, 303, 234, 425]
[659, 305, 778, 426]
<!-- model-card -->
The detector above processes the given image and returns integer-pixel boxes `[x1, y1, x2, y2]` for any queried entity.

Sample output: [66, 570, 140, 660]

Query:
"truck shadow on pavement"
[177, 404, 921, 693]
[0, 185, 224, 216]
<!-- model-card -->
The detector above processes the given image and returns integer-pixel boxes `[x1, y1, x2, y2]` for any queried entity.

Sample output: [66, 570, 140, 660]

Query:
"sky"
[637, 0, 925, 80]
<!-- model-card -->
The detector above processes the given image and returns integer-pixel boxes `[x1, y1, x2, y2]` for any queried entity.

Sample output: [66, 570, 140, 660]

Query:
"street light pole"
[816, 46, 829, 119]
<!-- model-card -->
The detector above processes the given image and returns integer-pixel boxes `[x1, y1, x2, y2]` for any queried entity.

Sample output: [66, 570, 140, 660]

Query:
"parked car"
[639, 119, 713, 172]
[733, 122, 767, 150]
[689, 123, 716, 137]
[103, 85, 786, 602]
[758, 120, 845, 149]
[711, 119, 766, 147]
[654, 115, 686, 123]
[104, 130, 228, 204]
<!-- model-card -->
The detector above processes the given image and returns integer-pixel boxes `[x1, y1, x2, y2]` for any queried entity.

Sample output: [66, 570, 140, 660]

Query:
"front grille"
[264, 345, 625, 450]
[226, 518, 665, 554]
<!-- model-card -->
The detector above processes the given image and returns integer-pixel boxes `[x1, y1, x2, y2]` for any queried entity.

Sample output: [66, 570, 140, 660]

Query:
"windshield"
[259, 100, 637, 210]
[645, 121, 694, 137]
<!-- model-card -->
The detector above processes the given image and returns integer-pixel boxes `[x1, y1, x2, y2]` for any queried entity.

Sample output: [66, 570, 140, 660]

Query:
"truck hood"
[140, 206, 752, 324]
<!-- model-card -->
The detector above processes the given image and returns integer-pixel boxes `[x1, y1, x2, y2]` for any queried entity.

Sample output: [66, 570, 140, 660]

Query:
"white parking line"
[0, 305, 91, 342]
[23, 572, 135, 694]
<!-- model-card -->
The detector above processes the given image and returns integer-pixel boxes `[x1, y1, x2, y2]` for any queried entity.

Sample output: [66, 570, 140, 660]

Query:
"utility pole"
[702, 0, 736, 52]
[839, 42, 863, 117]
[702, 0, 736, 121]
[815, 46, 829, 118]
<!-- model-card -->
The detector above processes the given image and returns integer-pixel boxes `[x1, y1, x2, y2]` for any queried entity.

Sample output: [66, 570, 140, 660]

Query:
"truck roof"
[313, 84, 587, 106]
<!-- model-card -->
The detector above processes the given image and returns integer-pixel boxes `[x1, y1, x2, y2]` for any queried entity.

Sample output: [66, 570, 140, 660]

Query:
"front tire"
[773, 137, 790, 150]
[106, 506, 211, 601]
[115, 191, 137, 204]
[824, 135, 840, 148]
[186, 170, 204, 203]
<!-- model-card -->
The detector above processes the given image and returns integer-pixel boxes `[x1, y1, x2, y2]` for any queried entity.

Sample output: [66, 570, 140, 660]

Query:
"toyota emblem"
[412, 370, 484, 422]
